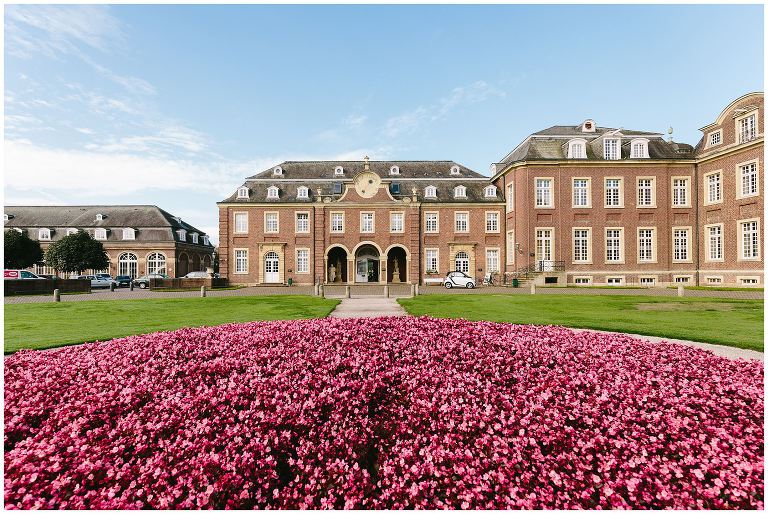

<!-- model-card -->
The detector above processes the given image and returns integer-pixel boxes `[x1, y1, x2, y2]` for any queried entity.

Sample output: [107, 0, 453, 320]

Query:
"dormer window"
[390, 183, 401, 194]
[94, 228, 107, 240]
[122, 228, 136, 240]
[237, 187, 250, 199]
[334, 166, 344, 176]
[66, 228, 78, 236]
[450, 165, 461, 176]
[297, 186, 309, 199]
[567, 139, 587, 159]
[333, 182, 343, 194]
[484, 185, 497, 198]
[95, 213, 106, 221]
[38, 228, 51, 241]
[454, 185, 467, 198]
[203, 235, 210, 246]
[190, 232, 199, 244]
[177, 229, 187, 241]
[273, 166, 283, 176]
[581, 119, 596, 133]
[630, 139, 649, 159]
[708, 130, 722, 147]
[425, 185, 437, 198]
[389, 165, 400, 175]
[4, 214, 12, 221]
[267, 186, 279, 199]
[604, 138, 620, 160]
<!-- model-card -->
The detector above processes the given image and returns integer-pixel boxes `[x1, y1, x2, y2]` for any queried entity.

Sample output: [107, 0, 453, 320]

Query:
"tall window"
[707, 173, 722, 203]
[673, 229, 689, 262]
[455, 251, 469, 273]
[118, 252, 138, 278]
[390, 212, 404, 233]
[234, 213, 248, 233]
[573, 229, 590, 262]
[296, 213, 309, 233]
[741, 221, 759, 259]
[360, 212, 374, 233]
[637, 178, 654, 207]
[708, 225, 723, 261]
[425, 249, 438, 273]
[672, 178, 689, 206]
[535, 178, 552, 207]
[331, 213, 344, 233]
[146, 252, 167, 275]
[631, 140, 648, 158]
[455, 212, 469, 232]
[604, 138, 620, 160]
[425, 212, 438, 233]
[568, 140, 586, 159]
[605, 178, 622, 207]
[265, 213, 279, 233]
[606, 229, 622, 262]
[638, 229, 654, 262]
[738, 114, 756, 143]
[486, 249, 499, 273]
[506, 183, 514, 212]
[573, 179, 589, 207]
[506, 230, 515, 265]
[740, 162, 758, 197]
[296, 249, 309, 273]
[535, 229, 553, 264]
[235, 249, 248, 273]
[485, 212, 499, 233]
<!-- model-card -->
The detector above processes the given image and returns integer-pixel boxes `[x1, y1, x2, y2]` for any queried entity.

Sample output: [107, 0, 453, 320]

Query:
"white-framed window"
[118, 252, 138, 278]
[389, 165, 400, 175]
[330, 212, 344, 233]
[450, 165, 461, 176]
[672, 228, 690, 262]
[425, 212, 439, 233]
[738, 161, 759, 197]
[485, 211, 499, 233]
[265, 212, 279, 233]
[572, 178, 590, 208]
[637, 228, 655, 262]
[506, 230, 515, 265]
[606, 276, 624, 285]
[604, 138, 620, 160]
[425, 248, 439, 273]
[454, 251, 470, 272]
[267, 186, 279, 199]
[706, 276, 723, 285]
[605, 228, 623, 263]
[737, 113, 757, 143]
[706, 224, 723, 261]
[95, 213, 105, 221]
[146, 252, 167, 275]
[390, 212, 404, 233]
[360, 212, 374, 233]
[234, 249, 248, 274]
[738, 277, 760, 286]
[273, 166, 283, 176]
[573, 228, 591, 263]
[297, 186, 309, 199]
[673, 275, 691, 284]
[705, 171, 722, 204]
[486, 249, 499, 273]
[740, 219, 760, 260]
[95, 228, 108, 241]
[38, 228, 51, 241]
[567, 139, 587, 159]
[506, 182, 514, 212]
[637, 178, 655, 207]
[455, 212, 469, 233]
[296, 249, 309, 273]
[234, 212, 248, 234]
[671, 177, 689, 207]
[176, 229, 187, 242]
[535, 228, 554, 264]
[605, 178, 623, 207]
[708, 130, 722, 147]
[203, 235, 209, 246]
[535, 178, 553, 207]
[190, 232, 199, 244]
[334, 166, 344, 176]
[573, 276, 592, 285]
[66, 228, 78, 236]
[454, 185, 467, 199]
[425, 185, 437, 199]
[639, 277, 656, 287]
[122, 228, 135, 240]
[484, 185, 497, 198]
[630, 139, 649, 159]
[237, 187, 249, 199]
[296, 212, 309, 233]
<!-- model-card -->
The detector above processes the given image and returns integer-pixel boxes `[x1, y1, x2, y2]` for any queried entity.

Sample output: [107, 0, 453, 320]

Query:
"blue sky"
[4, 4, 763, 243]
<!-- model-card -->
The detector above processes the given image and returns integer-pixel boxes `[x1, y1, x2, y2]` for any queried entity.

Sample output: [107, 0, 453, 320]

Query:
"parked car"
[4, 270, 44, 280]
[444, 271, 476, 289]
[183, 271, 212, 279]
[96, 273, 113, 281]
[76, 275, 113, 289]
[113, 275, 133, 287]
[38, 274, 57, 280]
[132, 273, 171, 289]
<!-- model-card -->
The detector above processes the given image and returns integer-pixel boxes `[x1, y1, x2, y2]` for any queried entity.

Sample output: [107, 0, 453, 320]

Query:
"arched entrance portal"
[387, 246, 407, 283]
[326, 246, 348, 283]
[355, 244, 380, 283]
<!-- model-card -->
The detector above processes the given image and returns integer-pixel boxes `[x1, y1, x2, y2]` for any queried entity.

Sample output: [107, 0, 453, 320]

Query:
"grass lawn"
[5, 296, 339, 353]
[399, 294, 764, 351]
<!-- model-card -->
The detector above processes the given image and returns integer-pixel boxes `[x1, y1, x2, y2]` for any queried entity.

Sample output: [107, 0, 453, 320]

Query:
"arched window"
[146, 252, 167, 275]
[123, 228, 135, 240]
[334, 166, 344, 176]
[484, 185, 497, 198]
[38, 228, 51, 241]
[455, 251, 469, 273]
[390, 165, 400, 175]
[273, 166, 283, 176]
[118, 252, 138, 278]
[450, 165, 461, 175]
[454, 185, 467, 198]
[267, 186, 279, 199]
[425, 185, 437, 198]
[567, 139, 587, 159]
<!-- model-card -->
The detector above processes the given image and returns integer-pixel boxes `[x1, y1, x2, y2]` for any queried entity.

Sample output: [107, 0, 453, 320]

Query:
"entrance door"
[264, 252, 280, 283]
[536, 229, 553, 271]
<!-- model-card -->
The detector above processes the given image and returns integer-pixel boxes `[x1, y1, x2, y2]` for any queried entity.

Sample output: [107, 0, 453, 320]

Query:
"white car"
[183, 271, 212, 279]
[77, 275, 113, 289]
[444, 271, 476, 289]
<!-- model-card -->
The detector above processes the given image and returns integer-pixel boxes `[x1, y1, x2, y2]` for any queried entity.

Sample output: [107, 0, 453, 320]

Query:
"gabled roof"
[246, 160, 487, 180]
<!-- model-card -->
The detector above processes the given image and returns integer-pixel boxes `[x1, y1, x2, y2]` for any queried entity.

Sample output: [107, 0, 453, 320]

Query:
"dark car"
[132, 273, 171, 289]
[114, 275, 133, 287]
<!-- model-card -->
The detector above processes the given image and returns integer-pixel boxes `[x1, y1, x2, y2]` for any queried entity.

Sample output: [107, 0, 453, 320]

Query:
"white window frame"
[176, 229, 186, 242]
[485, 211, 500, 233]
[454, 212, 469, 233]
[360, 212, 375, 234]
[573, 276, 592, 285]
[484, 185, 497, 198]
[122, 228, 136, 240]
[534, 177, 554, 208]
[604, 177, 624, 208]
[266, 186, 279, 199]
[330, 212, 345, 233]
[390, 211, 405, 233]
[605, 227, 624, 264]
[671, 177, 690, 208]
[66, 228, 78, 236]
[485, 248, 500, 273]
[297, 186, 309, 199]
[146, 252, 167, 275]
[705, 223, 724, 262]
[95, 228, 108, 241]
[334, 166, 344, 176]
[506, 182, 514, 212]
[454, 251, 470, 272]
[567, 139, 587, 159]
[673, 275, 692, 284]
[454, 185, 467, 199]
[38, 228, 52, 241]
[424, 212, 439, 233]
[639, 276, 657, 287]
[630, 139, 649, 159]
[637, 227, 656, 263]
[425, 248, 439, 274]
[296, 248, 310, 274]
[736, 159, 759, 199]
[708, 129, 722, 147]
[604, 138, 620, 160]
[264, 212, 279, 234]
[606, 276, 625, 286]
[190, 232, 199, 244]
[234, 212, 248, 234]
[672, 227, 692, 263]
[738, 218, 760, 261]
[506, 230, 515, 265]
[737, 276, 761, 286]
[424, 185, 437, 199]
[295, 212, 310, 234]
[234, 248, 248, 274]
[636, 177, 656, 208]
[736, 111, 758, 144]
[572, 227, 592, 264]
[572, 177, 591, 208]
[705, 276, 723, 285]
[704, 170, 723, 205]
[237, 187, 249, 199]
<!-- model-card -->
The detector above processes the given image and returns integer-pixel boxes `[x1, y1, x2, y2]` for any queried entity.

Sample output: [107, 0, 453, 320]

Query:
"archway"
[202, 254, 212, 271]
[192, 254, 201, 271]
[177, 253, 189, 277]
[118, 252, 138, 278]
[326, 246, 348, 283]
[386, 246, 407, 283]
[354, 244, 380, 283]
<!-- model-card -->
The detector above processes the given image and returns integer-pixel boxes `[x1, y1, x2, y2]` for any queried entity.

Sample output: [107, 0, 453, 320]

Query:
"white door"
[264, 252, 280, 283]
[455, 251, 469, 273]
[536, 229, 553, 271]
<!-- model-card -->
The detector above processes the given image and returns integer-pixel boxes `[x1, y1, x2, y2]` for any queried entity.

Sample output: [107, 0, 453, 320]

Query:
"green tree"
[44, 230, 110, 275]
[4, 230, 43, 269]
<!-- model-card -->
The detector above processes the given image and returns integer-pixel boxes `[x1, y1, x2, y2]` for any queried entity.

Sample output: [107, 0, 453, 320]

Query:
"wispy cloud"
[343, 114, 368, 128]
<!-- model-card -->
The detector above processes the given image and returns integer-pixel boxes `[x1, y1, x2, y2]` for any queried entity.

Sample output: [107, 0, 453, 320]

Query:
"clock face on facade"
[353, 171, 381, 198]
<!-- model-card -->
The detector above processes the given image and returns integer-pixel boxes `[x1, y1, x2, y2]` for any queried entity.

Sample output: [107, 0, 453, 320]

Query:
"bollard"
[345, 285, 351, 298]
[411, 284, 416, 297]
[384, 285, 389, 298]
[130, 281, 134, 291]
[530, 283, 536, 295]
[110, 281, 116, 292]
[314, 282, 319, 296]
[53, 289, 61, 302]
[415, 284, 420, 296]
[677, 284, 684, 297]
[201, 285, 207, 298]
[319, 284, 325, 298]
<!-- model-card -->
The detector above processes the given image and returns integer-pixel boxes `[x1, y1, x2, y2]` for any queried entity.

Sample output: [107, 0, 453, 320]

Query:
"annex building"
[218, 92, 763, 287]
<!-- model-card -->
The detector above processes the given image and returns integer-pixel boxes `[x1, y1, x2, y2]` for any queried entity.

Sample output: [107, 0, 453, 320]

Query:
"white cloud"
[343, 114, 368, 128]
[86, 126, 210, 155]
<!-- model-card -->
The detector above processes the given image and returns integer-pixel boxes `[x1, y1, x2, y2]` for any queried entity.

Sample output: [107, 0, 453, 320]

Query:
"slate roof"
[3, 205, 214, 246]
[246, 160, 486, 180]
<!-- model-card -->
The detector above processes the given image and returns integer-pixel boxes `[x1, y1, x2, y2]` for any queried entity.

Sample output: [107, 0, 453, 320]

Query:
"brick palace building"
[219, 92, 763, 287]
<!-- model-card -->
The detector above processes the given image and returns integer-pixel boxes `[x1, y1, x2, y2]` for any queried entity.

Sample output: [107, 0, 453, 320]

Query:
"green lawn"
[5, 296, 339, 353]
[399, 294, 764, 351]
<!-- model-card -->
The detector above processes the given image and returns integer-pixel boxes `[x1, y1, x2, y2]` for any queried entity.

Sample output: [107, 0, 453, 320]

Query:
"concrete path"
[329, 297, 407, 318]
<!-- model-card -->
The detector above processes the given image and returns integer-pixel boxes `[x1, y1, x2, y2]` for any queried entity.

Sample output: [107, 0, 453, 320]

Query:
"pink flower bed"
[5, 317, 763, 509]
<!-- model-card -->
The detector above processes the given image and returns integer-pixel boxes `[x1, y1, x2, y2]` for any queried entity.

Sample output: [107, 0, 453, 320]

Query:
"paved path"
[329, 297, 407, 318]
